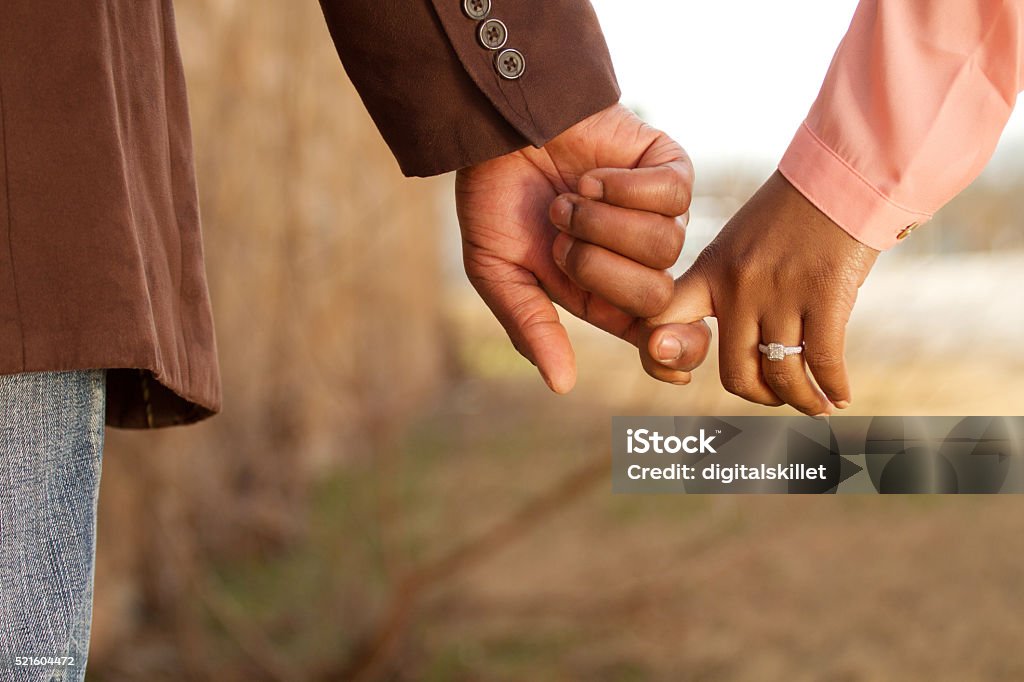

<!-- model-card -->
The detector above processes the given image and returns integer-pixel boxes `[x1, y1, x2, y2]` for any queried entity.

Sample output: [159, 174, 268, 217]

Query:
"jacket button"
[462, 0, 491, 20]
[495, 48, 525, 80]
[478, 19, 508, 50]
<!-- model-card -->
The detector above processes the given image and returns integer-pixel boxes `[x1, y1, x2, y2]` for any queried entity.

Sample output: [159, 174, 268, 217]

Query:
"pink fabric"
[779, 0, 1024, 250]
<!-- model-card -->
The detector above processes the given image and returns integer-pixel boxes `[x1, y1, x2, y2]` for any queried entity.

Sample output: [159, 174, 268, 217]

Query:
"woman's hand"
[641, 171, 880, 415]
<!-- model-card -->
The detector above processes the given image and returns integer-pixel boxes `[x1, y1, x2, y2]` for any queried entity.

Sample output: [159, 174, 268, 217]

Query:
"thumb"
[469, 264, 577, 394]
[638, 266, 716, 382]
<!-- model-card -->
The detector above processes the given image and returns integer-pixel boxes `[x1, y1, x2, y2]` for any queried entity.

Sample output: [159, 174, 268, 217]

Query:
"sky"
[589, 0, 1024, 173]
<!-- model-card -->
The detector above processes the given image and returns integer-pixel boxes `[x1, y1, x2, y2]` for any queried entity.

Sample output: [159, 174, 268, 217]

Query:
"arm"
[318, 1, 710, 392]
[780, 0, 1024, 250]
[317, 0, 620, 176]
[658, 0, 1024, 414]
[559, 0, 1024, 412]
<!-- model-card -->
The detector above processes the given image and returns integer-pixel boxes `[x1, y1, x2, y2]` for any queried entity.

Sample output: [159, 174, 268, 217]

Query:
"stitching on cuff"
[798, 122, 932, 220]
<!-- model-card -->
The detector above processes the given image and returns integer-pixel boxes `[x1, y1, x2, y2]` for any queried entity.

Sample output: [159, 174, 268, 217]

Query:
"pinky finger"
[802, 312, 853, 408]
[636, 322, 713, 385]
[641, 351, 693, 385]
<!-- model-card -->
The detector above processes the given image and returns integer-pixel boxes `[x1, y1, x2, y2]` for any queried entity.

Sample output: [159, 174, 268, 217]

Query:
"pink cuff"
[778, 123, 932, 251]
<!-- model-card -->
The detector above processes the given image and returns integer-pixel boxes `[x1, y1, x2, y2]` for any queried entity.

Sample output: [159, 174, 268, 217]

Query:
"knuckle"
[667, 219, 686, 256]
[669, 180, 691, 215]
[646, 219, 685, 269]
[656, 185, 685, 216]
[804, 349, 843, 372]
[634, 272, 674, 317]
[762, 366, 801, 391]
[720, 369, 758, 399]
[659, 166, 692, 215]
[681, 157, 695, 188]
[508, 296, 554, 329]
[565, 242, 596, 279]
[723, 254, 760, 289]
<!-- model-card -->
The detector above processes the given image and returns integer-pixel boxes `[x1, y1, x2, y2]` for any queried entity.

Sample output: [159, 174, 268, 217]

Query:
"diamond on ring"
[758, 342, 804, 362]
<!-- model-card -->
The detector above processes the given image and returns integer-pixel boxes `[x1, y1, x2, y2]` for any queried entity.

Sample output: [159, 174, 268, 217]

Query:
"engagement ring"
[758, 342, 804, 362]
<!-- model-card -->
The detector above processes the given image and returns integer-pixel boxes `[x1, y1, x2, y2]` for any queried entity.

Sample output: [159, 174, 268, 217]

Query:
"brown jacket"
[0, 1, 618, 428]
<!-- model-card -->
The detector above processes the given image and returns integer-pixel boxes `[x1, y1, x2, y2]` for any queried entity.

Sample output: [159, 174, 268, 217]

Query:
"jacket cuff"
[778, 123, 932, 251]
[319, 1, 620, 178]
[428, 0, 620, 148]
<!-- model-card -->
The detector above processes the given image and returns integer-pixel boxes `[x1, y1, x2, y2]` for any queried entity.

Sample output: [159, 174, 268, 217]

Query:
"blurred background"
[89, 1, 1024, 680]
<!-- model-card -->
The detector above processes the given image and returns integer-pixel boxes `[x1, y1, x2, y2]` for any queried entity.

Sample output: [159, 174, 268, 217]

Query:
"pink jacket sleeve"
[778, 0, 1024, 250]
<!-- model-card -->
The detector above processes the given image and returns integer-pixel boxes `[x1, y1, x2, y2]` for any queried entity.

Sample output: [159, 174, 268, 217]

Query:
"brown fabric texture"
[0, 2, 218, 429]
[321, 0, 621, 176]
[0, 0, 618, 429]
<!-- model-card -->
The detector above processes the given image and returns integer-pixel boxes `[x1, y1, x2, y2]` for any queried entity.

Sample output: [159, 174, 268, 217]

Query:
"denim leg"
[0, 370, 106, 682]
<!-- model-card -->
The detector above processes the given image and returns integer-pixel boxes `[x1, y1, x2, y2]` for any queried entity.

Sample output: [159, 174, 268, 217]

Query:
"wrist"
[766, 171, 882, 262]
[779, 123, 930, 251]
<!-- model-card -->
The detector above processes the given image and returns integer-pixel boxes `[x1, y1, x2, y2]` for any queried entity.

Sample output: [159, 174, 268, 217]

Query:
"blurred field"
[94, 257, 1024, 680]
[81, 2, 1024, 681]
[166, 264, 1024, 682]
[283, 265, 1024, 681]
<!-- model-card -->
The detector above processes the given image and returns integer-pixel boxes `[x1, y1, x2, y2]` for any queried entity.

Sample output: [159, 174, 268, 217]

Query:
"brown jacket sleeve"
[318, 0, 620, 177]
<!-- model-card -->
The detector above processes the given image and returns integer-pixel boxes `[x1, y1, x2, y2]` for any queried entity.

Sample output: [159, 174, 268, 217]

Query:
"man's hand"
[640, 171, 880, 416]
[456, 103, 709, 393]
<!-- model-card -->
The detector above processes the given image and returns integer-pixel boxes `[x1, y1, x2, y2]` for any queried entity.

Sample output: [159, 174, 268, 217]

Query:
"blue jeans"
[0, 370, 106, 682]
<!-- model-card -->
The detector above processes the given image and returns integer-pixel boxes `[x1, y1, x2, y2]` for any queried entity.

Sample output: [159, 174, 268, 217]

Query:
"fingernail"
[656, 335, 684, 362]
[542, 369, 573, 394]
[579, 176, 603, 200]
[813, 412, 831, 419]
[553, 234, 575, 268]
[551, 196, 573, 227]
[834, 400, 851, 410]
